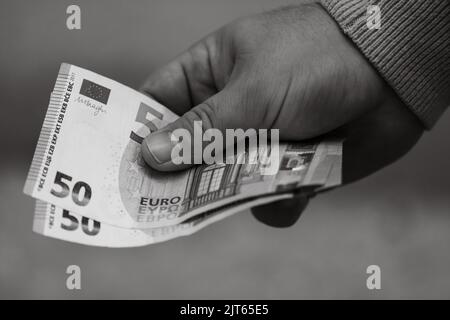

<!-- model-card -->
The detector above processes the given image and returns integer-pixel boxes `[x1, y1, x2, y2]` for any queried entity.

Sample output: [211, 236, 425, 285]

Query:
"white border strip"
[23, 63, 71, 196]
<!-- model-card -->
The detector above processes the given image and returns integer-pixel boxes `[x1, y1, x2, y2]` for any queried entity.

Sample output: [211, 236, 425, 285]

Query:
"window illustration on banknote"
[183, 156, 264, 211]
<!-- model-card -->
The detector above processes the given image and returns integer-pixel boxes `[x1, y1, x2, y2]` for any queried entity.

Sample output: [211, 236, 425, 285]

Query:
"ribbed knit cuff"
[320, 0, 450, 129]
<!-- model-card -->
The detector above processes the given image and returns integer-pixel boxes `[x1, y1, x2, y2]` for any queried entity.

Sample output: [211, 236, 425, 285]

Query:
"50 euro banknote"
[32, 194, 294, 247]
[24, 63, 342, 229]
[32, 148, 341, 247]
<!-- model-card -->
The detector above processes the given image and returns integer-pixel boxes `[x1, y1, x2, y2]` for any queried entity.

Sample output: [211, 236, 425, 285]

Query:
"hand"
[139, 4, 424, 227]
[140, 3, 389, 170]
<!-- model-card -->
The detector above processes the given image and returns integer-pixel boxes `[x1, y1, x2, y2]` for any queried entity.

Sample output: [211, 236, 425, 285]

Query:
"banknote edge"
[32, 199, 49, 235]
[23, 63, 72, 196]
[309, 140, 342, 188]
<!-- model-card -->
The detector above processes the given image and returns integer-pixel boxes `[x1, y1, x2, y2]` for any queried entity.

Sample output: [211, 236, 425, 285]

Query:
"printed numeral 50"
[50, 171, 92, 206]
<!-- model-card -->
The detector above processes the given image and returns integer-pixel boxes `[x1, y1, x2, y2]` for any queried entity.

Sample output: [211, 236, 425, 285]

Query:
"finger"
[141, 86, 252, 171]
[140, 58, 192, 115]
[140, 42, 219, 116]
[251, 194, 309, 228]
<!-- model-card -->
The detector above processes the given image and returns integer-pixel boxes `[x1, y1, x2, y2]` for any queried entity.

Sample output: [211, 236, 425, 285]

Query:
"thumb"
[141, 90, 246, 171]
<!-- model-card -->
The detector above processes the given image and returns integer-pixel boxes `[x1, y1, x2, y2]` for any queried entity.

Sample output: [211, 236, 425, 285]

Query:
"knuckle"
[191, 102, 219, 131]
[176, 101, 219, 134]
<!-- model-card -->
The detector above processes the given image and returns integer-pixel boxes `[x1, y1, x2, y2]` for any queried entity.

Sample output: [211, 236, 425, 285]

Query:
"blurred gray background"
[1, 0, 450, 299]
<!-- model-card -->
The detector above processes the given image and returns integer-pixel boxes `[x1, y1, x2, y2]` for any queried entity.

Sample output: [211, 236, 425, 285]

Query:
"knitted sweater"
[320, 0, 449, 128]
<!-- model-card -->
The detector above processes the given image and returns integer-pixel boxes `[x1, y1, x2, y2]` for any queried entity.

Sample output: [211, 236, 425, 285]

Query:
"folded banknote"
[24, 63, 342, 244]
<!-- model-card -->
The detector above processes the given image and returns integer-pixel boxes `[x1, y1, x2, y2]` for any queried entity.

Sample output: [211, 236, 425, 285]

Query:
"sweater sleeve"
[320, 0, 449, 129]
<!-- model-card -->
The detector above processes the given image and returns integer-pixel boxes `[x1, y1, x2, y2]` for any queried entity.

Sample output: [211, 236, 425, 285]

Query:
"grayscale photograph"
[0, 0, 449, 305]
